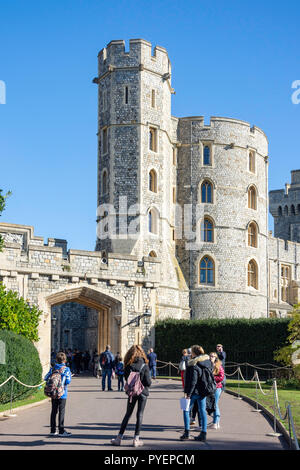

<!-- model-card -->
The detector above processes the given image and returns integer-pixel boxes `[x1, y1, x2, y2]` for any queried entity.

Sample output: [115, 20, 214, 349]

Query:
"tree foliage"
[274, 304, 300, 380]
[0, 188, 12, 251]
[0, 283, 42, 342]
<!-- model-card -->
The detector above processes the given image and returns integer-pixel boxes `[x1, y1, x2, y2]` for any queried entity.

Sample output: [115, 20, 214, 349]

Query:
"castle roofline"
[176, 115, 268, 141]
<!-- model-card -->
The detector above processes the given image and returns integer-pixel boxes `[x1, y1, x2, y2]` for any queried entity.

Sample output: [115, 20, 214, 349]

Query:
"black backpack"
[197, 365, 216, 396]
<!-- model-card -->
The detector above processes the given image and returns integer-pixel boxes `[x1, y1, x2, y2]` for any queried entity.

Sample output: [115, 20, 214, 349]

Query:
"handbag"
[179, 359, 186, 371]
[180, 397, 190, 411]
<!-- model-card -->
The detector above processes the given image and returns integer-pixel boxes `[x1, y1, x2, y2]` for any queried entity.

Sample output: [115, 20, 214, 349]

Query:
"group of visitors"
[51, 348, 91, 375]
[45, 342, 225, 445]
[178, 343, 226, 442]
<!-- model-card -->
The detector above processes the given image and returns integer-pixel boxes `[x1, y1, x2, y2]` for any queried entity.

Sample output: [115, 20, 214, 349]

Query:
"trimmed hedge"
[0, 330, 42, 404]
[155, 318, 291, 366]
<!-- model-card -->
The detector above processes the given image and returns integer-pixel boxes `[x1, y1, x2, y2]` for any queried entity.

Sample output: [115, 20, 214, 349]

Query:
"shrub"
[155, 317, 291, 366]
[0, 330, 42, 404]
[0, 283, 42, 342]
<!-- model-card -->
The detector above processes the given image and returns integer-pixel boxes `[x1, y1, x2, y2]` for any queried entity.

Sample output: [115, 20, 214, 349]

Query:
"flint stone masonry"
[1, 38, 300, 371]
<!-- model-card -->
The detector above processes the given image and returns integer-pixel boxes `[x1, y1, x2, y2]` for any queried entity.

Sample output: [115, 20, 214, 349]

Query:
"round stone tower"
[176, 116, 269, 318]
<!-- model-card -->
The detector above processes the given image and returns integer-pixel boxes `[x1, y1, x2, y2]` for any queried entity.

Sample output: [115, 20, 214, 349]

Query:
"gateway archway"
[37, 286, 125, 373]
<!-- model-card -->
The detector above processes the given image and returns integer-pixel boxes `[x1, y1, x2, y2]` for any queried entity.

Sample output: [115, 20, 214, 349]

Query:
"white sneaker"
[208, 423, 220, 429]
[111, 436, 122, 446]
[49, 431, 58, 436]
[58, 431, 72, 437]
[133, 438, 143, 447]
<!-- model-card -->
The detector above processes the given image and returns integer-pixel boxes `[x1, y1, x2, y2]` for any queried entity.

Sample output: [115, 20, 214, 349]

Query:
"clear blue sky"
[1, 0, 299, 250]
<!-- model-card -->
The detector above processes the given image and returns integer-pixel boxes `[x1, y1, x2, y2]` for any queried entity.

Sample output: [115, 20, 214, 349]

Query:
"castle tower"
[269, 170, 300, 243]
[94, 39, 176, 261]
[93, 39, 189, 317]
[176, 117, 269, 318]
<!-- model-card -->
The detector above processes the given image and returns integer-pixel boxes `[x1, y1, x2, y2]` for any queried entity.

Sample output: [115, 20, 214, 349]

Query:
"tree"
[0, 189, 12, 251]
[274, 304, 300, 381]
[0, 283, 42, 342]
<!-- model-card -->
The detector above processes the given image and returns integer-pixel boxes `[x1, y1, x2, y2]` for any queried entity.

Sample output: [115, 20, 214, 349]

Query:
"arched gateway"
[37, 286, 125, 374]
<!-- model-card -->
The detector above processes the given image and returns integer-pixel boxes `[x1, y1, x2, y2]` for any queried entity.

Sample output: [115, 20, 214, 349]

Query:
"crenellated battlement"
[97, 38, 170, 79]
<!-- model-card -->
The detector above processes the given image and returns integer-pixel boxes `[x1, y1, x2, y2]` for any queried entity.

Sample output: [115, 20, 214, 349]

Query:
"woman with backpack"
[111, 345, 151, 448]
[180, 345, 215, 443]
[208, 352, 225, 429]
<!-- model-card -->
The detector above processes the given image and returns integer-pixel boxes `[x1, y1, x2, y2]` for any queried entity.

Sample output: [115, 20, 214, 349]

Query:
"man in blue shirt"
[147, 348, 157, 380]
[100, 345, 115, 391]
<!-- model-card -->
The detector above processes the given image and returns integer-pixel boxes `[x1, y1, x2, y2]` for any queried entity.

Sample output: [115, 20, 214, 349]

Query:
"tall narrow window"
[173, 147, 177, 166]
[151, 89, 156, 108]
[201, 218, 214, 242]
[248, 186, 257, 210]
[201, 180, 213, 203]
[248, 259, 258, 289]
[149, 127, 157, 152]
[148, 208, 158, 234]
[173, 187, 176, 204]
[149, 169, 157, 192]
[248, 222, 258, 247]
[125, 86, 129, 104]
[199, 256, 215, 285]
[102, 128, 108, 154]
[203, 145, 211, 165]
[281, 265, 290, 302]
[249, 151, 255, 173]
[102, 170, 108, 195]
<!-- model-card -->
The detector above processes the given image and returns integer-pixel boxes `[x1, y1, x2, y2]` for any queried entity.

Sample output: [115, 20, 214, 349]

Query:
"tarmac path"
[0, 374, 288, 451]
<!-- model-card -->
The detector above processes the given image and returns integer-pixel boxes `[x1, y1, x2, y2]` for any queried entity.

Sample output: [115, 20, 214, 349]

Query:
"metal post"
[266, 379, 281, 437]
[236, 367, 242, 400]
[253, 372, 262, 412]
[4, 377, 17, 418]
[168, 362, 171, 380]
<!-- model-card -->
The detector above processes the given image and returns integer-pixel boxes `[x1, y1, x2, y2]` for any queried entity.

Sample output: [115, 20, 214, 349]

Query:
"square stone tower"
[269, 170, 300, 243]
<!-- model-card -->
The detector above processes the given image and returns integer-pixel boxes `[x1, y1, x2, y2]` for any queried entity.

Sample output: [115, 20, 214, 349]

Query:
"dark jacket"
[124, 357, 152, 397]
[184, 354, 213, 398]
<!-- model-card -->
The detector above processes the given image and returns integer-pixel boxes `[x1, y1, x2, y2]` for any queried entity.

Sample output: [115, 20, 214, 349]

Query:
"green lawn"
[0, 388, 48, 413]
[225, 379, 300, 444]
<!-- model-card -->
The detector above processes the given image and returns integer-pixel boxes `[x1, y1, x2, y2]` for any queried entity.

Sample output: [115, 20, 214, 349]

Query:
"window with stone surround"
[172, 147, 177, 166]
[203, 145, 211, 166]
[201, 180, 213, 203]
[201, 217, 214, 243]
[281, 264, 290, 302]
[149, 169, 157, 193]
[151, 89, 156, 108]
[149, 127, 157, 152]
[248, 259, 258, 289]
[249, 151, 255, 173]
[148, 208, 158, 234]
[199, 256, 215, 285]
[124, 86, 129, 105]
[102, 128, 108, 154]
[101, 169, 108, 195]
[149, 250, 157, 257]
[248, 185, 257, 210]
[248, 221, 258, 247]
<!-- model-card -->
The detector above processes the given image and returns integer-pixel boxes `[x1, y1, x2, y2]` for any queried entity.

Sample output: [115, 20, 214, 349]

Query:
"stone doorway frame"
[36, 285, 126, 374]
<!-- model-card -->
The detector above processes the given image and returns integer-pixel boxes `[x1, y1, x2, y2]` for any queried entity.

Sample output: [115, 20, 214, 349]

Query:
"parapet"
[97, 39, 171, 78]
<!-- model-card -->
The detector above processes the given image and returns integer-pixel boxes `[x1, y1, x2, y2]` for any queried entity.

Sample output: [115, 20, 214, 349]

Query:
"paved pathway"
[0, 374, 288, 450]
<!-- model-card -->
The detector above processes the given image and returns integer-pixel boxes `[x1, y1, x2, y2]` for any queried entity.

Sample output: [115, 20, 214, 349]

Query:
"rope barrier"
[0, 375, 45, 418]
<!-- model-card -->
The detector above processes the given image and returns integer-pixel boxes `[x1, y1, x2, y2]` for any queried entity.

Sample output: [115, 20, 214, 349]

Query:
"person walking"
[147, 348, 157, 380]
[44, 351, 72, 437]
[178, 349, 189, 389]
[115, 355, 125, 391]
[100, 345, 115, 391]
[180, 345, 214, 443]
[111, 345, 151, 447]
[208, 352, 225, 429]
[216, 344, 226, 389]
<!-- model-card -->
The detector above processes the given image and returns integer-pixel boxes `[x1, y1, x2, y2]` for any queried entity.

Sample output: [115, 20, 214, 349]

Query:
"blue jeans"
[150, 365, 156, 378]
[102, 368, 112, 390]
[213, 388, 222, 424]
[183, 394, 207, 432]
